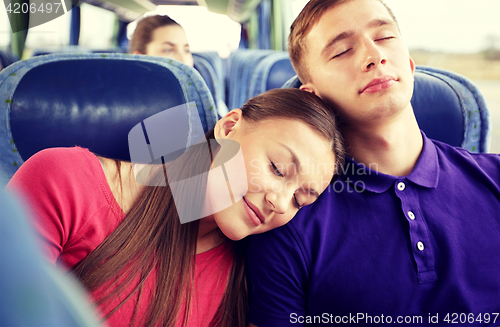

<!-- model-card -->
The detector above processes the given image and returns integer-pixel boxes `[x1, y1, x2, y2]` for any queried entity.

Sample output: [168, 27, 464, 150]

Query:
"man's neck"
[342, 106, 423, 177]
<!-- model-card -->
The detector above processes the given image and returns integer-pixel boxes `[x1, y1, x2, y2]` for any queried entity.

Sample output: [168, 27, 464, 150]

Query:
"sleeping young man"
[247, 0, 500, 326]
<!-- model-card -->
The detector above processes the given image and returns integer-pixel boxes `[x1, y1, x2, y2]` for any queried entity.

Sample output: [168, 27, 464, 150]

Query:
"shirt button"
[397, 182, 406, 191]
[408, 211, 415, 220]
[417, 241, 425, 251]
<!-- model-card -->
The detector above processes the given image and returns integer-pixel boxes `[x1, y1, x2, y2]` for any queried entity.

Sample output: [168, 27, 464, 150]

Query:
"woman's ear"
[214, 109, 243, 140]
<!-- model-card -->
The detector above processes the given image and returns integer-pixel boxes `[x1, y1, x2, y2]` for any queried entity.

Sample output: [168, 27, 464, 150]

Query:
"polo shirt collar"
[340, 132, 439, 193]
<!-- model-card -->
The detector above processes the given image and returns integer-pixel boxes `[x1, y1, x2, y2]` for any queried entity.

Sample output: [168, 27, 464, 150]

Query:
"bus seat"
[194, 53, 226, 106]
[248, 51, 295, 99]
[31, 47, 125, 57]
[90, 48, 127, 54]
[227, 49, 274, 109]
[31, 46, 91, 57]
[282, 66, 490, 153]
[193, 53, 228, 118]
[193, 52, 225, 89]
[0, 184, 101, 326]
[0, 53, 217, 182]
[0, 48, 19, 71]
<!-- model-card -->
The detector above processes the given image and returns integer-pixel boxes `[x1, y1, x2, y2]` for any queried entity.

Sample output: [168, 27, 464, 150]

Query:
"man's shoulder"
[430, 138, 500, 169]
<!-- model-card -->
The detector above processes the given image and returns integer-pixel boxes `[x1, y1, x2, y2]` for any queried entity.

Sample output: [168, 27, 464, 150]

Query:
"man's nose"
[362, 40, 387, 71]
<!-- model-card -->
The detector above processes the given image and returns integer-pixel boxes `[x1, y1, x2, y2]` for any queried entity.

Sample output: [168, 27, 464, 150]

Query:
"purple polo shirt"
[248, 133, 500, 326]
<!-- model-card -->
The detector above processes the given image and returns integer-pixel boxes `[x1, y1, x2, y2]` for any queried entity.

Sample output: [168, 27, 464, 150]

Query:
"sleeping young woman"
[7, 88, 344, 327]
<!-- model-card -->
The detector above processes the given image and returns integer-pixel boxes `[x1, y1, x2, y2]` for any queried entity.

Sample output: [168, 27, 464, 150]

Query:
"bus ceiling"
[80, 0, 265, 23]
[6, 0, 266, 58]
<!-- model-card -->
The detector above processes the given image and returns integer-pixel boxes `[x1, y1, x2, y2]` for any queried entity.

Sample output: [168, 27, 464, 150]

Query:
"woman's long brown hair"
[72, 88, 344, 327]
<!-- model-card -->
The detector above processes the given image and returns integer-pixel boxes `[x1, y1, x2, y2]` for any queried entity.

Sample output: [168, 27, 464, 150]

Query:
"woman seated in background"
[7, 88, 344, 327]
[129, 15, 194, 67]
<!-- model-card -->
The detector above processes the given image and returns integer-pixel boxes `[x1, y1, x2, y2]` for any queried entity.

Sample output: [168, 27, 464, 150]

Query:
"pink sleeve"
[6, 147, 121, 266]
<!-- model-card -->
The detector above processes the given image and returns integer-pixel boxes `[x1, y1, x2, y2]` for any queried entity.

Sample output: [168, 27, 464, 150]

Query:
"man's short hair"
[288, 0, 398, 83]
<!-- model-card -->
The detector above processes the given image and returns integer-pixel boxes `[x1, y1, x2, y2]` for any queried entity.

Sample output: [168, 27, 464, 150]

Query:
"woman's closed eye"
[294, 195, 303, 209]
[270, 161, 284, 177]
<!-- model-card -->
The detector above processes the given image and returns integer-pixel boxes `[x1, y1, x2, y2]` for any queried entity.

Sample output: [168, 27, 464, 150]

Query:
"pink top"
[7, 147, 233, 327]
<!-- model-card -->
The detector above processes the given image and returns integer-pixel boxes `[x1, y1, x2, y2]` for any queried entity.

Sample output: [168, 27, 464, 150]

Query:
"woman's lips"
[243, 197, 262, 226]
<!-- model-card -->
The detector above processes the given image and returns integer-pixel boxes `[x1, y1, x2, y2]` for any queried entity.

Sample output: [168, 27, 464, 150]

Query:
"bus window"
[291, 0, 309, 18]
[23, 8, 71, 57]
[0, 7, 10, 48]
[79, 3, 116, 49]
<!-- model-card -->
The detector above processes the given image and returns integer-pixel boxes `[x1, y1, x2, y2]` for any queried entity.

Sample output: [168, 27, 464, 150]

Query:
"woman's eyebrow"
[277, 142, 301, 170]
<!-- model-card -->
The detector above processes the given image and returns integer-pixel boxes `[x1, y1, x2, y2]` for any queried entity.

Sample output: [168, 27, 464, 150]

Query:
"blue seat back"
[193, 52, 225, 91]
[0, 185, 101, 326]
[248, 51, 295, 99]
[0, 53, 217, 182]
[31, 46, 91, 57]
[282, 66, 490, 153]
[31, 47, 125, 57]
[226, 49, 274, 109]
[193, 53, 228, 118]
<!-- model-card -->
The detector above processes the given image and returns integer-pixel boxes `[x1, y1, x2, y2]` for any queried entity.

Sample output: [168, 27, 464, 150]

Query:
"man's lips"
[360, 76, 397, 94]
[243, 197, 265, 226]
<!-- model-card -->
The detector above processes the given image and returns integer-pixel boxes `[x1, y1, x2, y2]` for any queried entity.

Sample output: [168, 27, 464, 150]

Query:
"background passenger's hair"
[129, 15, 181, 54]
[288, 0, 398, 83]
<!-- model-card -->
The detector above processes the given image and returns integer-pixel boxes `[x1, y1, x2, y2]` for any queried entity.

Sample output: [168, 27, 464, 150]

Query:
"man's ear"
[299, 82, 318, 96]
[214, 109, 243, 140]
[409, 56, 416, 75]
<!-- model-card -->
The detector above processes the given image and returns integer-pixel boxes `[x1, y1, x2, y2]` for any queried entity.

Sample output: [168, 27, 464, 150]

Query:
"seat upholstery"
[0, 185, 101, 326]
[226, 49, 275, 109]
[31, 47, 125, 57]
[0, 53, 217, 182]
[282, 66, 490, 153]
[248, 51, 295, 99]
[193, 53, 228, 118]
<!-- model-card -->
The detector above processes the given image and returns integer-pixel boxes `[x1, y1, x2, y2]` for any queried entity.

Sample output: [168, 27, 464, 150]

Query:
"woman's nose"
[181, 52, 194, 67]
[265, 186, 295, 215]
